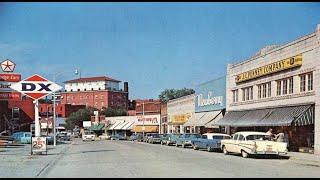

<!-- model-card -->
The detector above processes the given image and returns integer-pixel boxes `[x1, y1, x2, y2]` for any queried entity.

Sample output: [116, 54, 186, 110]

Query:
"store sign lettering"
[197, 91, 223, 107]
[235, 54, 302, 83]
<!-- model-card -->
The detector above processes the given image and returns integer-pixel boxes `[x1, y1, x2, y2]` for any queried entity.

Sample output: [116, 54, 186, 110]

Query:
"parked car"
[129, 134, 143, 142]
[111, 134, 127, 140]
[82, 130, 96, 141]
[147, 134, 162, 144]
[57, 132, 71, 141]
[175, 133, 202, 148]
[143, 133, 156, 142]
[99, 133, 111, 140]
[221, 131, 288, 158]
[10, 132, 32, 144]
[161, 133, 180, 146]
[191, 133, 231, 152]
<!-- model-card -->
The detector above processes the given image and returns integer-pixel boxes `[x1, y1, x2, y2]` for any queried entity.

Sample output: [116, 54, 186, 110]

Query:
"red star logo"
[1, 59, 16, 72]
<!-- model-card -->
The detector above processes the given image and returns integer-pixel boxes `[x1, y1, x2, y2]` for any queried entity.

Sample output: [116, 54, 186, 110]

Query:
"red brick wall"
[60, 90, 128, 111]
[7, 97, 35, 122]
[135, 99, 161, 115]
[39, 103, 86, 118]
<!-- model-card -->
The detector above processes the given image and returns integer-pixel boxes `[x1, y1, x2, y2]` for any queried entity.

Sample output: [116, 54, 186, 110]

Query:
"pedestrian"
[266, 128, 276, 141]
[275, 130, 285, 142]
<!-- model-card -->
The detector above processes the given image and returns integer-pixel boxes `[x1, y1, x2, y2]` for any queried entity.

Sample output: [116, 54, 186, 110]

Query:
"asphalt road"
[40, 139, 320, 178]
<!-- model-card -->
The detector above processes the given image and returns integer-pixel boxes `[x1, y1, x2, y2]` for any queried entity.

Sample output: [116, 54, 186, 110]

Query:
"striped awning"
[121, 121, 135, 130]
[215, 105, 314, 127]
[108, 121, 124, 130]
[183, 110, 222, 127]
[114, 121, 129, 130]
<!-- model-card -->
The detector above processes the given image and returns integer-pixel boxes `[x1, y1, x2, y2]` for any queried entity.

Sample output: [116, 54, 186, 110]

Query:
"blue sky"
[0, 2, 319, 99]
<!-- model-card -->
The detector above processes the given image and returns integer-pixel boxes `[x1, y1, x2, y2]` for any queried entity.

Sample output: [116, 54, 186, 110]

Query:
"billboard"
[195, 76, 226, 113]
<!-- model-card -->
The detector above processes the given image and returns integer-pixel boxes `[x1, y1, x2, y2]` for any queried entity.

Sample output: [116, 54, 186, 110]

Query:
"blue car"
[11, 132, 32, 144]
[175, 133, 202, 148]
[191, 133, 231, 152]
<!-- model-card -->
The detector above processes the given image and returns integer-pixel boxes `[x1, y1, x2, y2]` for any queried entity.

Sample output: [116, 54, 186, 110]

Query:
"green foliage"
[102, 107, 127, 117]
[159, 88, 195, 103]
[65, 107, 96, 129]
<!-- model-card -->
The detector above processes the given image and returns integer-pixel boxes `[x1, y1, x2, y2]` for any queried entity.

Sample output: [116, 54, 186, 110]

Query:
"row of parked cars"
[127, 131, 288, 158]
[8, 131, 72, 144]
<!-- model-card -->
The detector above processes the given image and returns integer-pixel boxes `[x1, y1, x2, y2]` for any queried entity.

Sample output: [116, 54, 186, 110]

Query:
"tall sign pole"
[53, 90, 56, 146]
[34, 100, 40, 137]
[10, 74, 62, 138]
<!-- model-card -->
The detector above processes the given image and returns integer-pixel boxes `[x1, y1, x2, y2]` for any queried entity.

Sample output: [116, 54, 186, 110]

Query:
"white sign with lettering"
[197, 91, 223, 107]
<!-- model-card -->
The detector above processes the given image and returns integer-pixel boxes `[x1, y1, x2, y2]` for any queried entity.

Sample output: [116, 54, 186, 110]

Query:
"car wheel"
[241, 150, 249, 158]
[160, 141, 164, 145]
[182, 143, 185, 148]
[193, 145, 199, 150]
[166, 141, 170, 146]
[223, 146, 228, 155]
[207, 146, 213, 152]
[175, 143, 178, 147]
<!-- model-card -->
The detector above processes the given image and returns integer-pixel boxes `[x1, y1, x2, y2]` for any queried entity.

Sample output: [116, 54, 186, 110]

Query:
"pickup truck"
[191, 133, 231, 152]
[221, 131, 288, 158]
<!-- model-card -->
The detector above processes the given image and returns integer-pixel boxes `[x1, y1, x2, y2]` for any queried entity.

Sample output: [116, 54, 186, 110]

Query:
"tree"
[159, 88, 195, 103]
[65, 108, 96, 130]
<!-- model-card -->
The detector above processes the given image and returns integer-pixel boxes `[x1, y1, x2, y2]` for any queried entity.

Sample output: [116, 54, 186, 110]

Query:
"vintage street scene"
[0, 2, 320, 178]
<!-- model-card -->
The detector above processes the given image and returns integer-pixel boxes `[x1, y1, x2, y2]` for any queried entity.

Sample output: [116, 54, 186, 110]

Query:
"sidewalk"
[0, 141, 72, 178]
[288, 152, 320, 167]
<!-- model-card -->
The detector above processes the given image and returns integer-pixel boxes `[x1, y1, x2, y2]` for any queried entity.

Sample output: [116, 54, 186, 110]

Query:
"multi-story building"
[60, 76, 129, 111]
[216, 24, 320, 154]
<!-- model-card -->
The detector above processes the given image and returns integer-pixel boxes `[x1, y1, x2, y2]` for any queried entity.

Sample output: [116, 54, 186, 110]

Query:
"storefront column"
[314, 24, 320, 155]
[180, 125, 184, 134]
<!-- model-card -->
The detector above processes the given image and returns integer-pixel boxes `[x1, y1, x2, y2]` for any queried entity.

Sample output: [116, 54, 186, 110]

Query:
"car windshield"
[152, 134, 160, 138]
[246, 134, 271, 141]
[212, 135, 230, 140]
[189, 134, 201, 138]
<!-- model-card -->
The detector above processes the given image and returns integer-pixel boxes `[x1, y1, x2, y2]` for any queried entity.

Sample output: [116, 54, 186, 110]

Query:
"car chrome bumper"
[256, 151, 287, 155]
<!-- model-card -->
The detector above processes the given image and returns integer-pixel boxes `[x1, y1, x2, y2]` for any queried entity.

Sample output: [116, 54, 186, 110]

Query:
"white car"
[221, 131, 288, 158]
[82, 130, 96, 141]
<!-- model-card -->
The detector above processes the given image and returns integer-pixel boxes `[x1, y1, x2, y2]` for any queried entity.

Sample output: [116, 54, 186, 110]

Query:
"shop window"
[232, 89, 238, 103]
[258, 85, 262, 99]
[307, 72, 313, 91]
[267, 82, 271, 97]
[242, 89, 245, 101]
[289, 77, 294, 94]
[300, 74, 306, 92]
[277, 80, 281, 96]
[282, 79, 288, 95]
[262, 84, 266, 98]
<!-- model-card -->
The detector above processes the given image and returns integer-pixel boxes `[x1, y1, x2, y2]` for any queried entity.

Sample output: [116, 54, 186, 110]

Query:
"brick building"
[60, 76, 129, 111]
[0, 96, 35, 132]
[128, 99, 161, 116]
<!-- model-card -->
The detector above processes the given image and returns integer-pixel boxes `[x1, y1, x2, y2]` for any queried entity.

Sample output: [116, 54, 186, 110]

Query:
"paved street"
[36, 139, 320, 178]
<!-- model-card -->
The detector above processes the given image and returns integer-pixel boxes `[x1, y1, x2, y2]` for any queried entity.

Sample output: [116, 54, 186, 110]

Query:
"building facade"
[184, 76, 226, 134]
[167, 94, 195, 134]
[216, 24, 320, 154]
[160, 102, 167, 134]
[60, 76, 129, 111]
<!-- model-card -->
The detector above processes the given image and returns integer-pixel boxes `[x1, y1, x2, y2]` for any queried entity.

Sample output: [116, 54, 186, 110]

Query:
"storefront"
[167, 94, 195, 134]
[216, 24, 320, 154]
[183, 77, 226, 134]
[104, 116, 136, 137]
[131, 114, 160, 134]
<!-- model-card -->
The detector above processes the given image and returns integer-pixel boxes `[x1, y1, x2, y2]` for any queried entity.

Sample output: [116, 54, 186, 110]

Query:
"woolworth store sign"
[235, 54, 302, 83]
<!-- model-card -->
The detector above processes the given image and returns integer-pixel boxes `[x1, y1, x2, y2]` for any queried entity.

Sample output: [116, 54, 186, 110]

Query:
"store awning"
[131, 125, 159, 133]
[215, 105, 314, 127]
[205, 111, 224, 128]
[90, 123, 105, 131]
[122, 121, 134, 130]
[183, 113, 206, 126]
[183, 111, 222, 127]
[114, 121, 129, 130]
[108, 121, 124, 130]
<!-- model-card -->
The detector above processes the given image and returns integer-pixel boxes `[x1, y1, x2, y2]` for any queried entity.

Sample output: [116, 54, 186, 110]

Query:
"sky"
[0, 2, 319, 99]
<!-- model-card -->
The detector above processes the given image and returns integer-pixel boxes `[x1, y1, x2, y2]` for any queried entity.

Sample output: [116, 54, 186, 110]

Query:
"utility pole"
[142, 102, 145, 138]
[53, 75, 57, 146]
